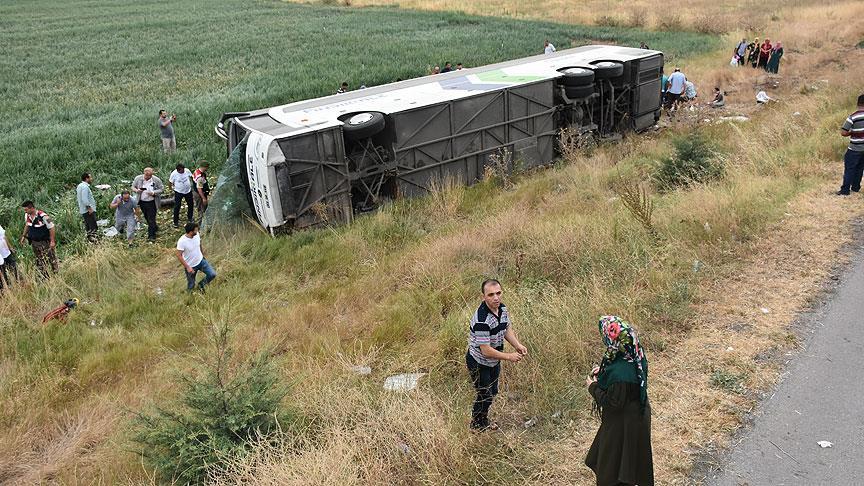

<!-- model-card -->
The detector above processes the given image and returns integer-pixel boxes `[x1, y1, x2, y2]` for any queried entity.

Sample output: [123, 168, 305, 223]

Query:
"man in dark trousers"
[838, 94, 864, 196]
[76, 172, 98, 242]
[132, 167, 164, 242]
[465, 279, 528, 431]
[19, 201, 59, 279]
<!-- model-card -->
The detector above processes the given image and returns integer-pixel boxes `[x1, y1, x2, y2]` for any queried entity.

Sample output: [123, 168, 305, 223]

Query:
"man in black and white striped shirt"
[465, 279, 528, 430]
[838, 94, 864, 196]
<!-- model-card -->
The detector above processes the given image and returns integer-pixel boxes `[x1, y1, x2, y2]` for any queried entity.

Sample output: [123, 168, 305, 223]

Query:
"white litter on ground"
[817, 441, 833, 448]
[96, 219, 109, 227]
[95, 184, 112, 190]
[102, 227, 118, 238]
[350, 365, 372, 375]
[760, 307, 771, 314]
[718, 116, 750, 123]
[383, 373, 425, 391]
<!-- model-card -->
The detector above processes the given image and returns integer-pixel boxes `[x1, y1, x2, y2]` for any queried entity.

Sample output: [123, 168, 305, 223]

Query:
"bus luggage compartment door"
[274, 128, 353, 229]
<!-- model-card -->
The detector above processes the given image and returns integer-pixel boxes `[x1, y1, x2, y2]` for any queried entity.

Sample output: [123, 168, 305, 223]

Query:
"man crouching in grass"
[466, 279, 528, 431]
[175, 222, 216, 293]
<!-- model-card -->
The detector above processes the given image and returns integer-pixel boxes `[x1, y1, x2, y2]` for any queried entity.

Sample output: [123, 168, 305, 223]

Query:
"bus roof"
[237, 45, 662, 138]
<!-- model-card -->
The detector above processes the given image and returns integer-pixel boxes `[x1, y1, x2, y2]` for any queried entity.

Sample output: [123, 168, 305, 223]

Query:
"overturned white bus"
[215, 45, 663, 233]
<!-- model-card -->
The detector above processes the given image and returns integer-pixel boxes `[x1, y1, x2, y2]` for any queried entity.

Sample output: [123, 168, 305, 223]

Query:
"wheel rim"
[563, 68, 592, 76]
[594, 62, 620, 69]
[348, 113, 374, 125]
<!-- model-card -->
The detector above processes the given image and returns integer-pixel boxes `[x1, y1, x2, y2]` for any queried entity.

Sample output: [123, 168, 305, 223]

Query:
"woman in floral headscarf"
[585, 316, 654, 486]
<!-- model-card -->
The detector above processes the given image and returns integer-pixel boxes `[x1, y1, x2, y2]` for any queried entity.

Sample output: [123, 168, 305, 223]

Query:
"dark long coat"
[585, 381, 654, 486]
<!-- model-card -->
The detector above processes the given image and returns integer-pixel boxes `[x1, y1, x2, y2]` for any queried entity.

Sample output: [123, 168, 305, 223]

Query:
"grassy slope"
[2, 0, 864, 483]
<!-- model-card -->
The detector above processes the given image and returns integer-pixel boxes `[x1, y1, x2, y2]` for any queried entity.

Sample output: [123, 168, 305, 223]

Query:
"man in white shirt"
[665, 68, 687, 109]
[175, 222, 216, 292]
[169, 163, 194, 228]
[0, 224, 19, 288]
[544, 40, 556, 55]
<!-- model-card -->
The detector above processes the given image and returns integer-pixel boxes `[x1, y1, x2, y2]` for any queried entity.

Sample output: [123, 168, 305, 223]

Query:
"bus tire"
[558, 67, 595, 87]
[590, 61, 625, 80]
[343, 112, 386, 140]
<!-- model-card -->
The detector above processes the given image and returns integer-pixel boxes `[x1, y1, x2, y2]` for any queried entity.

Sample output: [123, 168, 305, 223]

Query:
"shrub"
[691, 14, 729, 35]
[594, 15, 623, 28]
[652, 133, 724, 191]
[132, 323, 290, 485]
[625, 8, 648, 28]
[656, 14, 682, 32]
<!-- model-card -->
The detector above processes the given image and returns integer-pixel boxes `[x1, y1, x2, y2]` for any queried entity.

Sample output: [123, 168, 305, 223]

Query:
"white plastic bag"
[730, 57, 738, 66]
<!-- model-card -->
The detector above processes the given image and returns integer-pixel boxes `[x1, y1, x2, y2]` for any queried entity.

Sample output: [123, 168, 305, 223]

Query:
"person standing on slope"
[19, 201, 59, 279]
[169, 163, 194, 228]
[585, 316, 654, 486]
[465, 279, 528, 431]
[838, 94, 864, 196]
[192, 161, 211, 220]
[132, 167, 164, 242]
[76, 172, 98, 243]
[0, 223, 19, 287]
[176, 222, 217, 293]
[158, 109, 177, 154]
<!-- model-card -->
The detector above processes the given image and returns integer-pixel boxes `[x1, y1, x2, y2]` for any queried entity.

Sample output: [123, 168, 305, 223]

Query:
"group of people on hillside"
[429, 61, 465, 75]
[0, 108, 217, 294]
[733, 37, 784, 73]
[74, 162, 211, 247]
[662, 67, 727, 113]
[3, 164, 216, 293]
[468, 279, 654, 485]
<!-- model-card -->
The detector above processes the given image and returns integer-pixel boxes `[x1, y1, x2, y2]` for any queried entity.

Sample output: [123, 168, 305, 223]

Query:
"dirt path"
[706, 242, 864, 485]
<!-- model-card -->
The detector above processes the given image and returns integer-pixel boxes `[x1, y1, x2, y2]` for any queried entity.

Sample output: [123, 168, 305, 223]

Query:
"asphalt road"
[708, 256, 864, 485]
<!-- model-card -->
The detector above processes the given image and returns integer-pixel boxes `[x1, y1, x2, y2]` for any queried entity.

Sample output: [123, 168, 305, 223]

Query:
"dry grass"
[330, 0, 831, 33]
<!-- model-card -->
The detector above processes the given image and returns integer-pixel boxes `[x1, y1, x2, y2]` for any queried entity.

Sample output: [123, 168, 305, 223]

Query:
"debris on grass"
[383, 373, 425, 391]
[817, 440, 833, 448]
[718, 115, 750, 123]
[350, 365, 372, 375]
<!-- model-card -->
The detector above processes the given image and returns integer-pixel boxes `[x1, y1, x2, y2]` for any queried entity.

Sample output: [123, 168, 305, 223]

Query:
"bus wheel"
[343, 112, 386, 140]
[558, 67, 595, 87]
[590, 61, 625, 80]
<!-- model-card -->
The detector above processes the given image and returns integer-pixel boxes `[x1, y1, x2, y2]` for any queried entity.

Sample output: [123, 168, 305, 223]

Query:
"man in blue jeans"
[175, 222, 216, 292]
[837, 94, 864, 196]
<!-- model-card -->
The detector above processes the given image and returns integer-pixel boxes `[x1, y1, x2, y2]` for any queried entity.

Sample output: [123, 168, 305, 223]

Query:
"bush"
[132, 323, 290, 485]
[656, 14, 682, 32]
[594, 15, 624, 27]
[653, 133, 724, 191]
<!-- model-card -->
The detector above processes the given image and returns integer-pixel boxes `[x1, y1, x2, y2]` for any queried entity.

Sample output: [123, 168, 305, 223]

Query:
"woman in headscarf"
[758, 38, 773, 70]
[748, 37, 760, 68]
[767, 41, 784, 74]
[585, 316, 654, 486]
